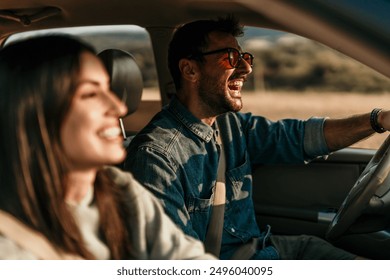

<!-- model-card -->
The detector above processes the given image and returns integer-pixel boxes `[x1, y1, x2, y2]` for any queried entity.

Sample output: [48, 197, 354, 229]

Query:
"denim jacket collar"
[168, 97, 214, 143]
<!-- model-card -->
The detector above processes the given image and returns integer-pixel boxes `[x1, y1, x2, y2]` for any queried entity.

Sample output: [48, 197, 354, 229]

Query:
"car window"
[239, 27, 390, 149]
[5, 25, 390, 149]
[5, 25, 160, 102]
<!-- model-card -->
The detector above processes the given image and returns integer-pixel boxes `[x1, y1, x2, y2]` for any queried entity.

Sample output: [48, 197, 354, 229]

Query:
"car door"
[252, 148, 374, 237]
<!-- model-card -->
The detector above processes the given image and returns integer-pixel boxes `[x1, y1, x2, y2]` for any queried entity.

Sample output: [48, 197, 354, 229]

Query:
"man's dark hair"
[168, 15, 244, 90]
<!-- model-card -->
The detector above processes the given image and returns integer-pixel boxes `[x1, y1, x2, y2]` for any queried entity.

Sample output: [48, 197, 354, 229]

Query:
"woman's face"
[61, 51, 128, 171]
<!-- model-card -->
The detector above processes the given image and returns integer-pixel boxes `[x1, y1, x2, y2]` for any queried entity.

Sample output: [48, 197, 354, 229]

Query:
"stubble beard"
[198, 76, 243, 116]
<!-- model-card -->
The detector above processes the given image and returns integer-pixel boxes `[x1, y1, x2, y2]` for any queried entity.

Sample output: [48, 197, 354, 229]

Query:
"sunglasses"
[191, 47, 254, 69]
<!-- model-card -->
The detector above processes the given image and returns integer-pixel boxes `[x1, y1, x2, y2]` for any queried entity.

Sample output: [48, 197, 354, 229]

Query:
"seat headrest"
[97, 49, 143, 116]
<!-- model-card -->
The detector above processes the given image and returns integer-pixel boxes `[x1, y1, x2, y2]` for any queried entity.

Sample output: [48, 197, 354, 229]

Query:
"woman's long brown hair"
[0, 36, 132, 259]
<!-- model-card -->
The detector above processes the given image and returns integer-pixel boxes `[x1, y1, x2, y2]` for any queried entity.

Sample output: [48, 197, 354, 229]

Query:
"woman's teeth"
[99, 127, 121, 139]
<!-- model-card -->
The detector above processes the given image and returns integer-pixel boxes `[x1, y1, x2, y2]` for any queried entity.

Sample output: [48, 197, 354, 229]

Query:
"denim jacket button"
[231, 227, 235, 233]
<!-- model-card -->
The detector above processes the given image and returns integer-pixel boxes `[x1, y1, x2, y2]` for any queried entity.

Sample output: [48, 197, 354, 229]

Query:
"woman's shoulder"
[104, 166, 166, 214]
[103, 166, 147, 197]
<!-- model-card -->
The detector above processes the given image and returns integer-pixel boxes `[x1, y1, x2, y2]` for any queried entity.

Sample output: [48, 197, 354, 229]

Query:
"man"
[125, 16, 389, 259]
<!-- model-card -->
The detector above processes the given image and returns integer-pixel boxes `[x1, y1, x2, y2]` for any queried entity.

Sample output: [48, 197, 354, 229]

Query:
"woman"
[0, 35, 215, 260]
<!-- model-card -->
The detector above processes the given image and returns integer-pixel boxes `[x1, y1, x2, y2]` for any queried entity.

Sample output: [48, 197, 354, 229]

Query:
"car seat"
[97, 48, 143, 146]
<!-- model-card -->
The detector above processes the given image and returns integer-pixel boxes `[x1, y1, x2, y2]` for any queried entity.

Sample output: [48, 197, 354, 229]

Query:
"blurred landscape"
[238, 28, 390, 149]
[12, 26, 390, 93]
[241, 30, 390, 93]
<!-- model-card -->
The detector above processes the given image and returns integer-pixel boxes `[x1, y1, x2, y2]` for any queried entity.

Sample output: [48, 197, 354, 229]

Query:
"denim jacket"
[125, 97, 329, 259]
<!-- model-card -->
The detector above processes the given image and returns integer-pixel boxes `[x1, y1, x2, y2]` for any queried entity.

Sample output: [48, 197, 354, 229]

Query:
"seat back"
[97, 49, 143, 116]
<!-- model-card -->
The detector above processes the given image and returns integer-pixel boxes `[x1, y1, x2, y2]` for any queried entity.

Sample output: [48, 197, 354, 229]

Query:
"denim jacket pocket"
[187, 195, 212, 241]
[224, 153, 260, 242]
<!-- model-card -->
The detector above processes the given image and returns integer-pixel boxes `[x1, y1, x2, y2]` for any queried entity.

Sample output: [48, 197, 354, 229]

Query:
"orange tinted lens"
[220, 53, 233, 68]
[229, 49, 240, 67]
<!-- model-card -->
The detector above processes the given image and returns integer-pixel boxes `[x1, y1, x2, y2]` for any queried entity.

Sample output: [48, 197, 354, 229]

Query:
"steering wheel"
[326, 134, 390, 241]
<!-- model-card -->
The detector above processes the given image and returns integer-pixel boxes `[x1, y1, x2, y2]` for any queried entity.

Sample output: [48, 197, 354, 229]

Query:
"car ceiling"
[0, 0, 389, 78]
[0, 0, 388, 36]
[0, 0, 274, 35]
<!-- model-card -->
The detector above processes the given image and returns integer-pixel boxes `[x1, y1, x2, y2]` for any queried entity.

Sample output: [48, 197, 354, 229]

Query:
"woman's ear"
[179, 58, 199, 83]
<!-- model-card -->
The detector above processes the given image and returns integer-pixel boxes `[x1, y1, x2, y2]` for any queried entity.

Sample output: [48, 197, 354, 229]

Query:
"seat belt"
[204, 120, 226, 257]
[203, 121, 260, 259]
[0, 210, 81, 259]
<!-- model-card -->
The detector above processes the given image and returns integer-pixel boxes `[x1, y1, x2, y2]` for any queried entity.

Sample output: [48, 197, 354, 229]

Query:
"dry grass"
[241, 91, 390, 149]
[139, 88, 390, 149]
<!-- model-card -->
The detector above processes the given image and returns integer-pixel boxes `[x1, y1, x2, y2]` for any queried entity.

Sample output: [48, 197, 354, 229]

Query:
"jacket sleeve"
[105, 166, 217, 260]
[0, 236, 37, 259]
[236, 112, 329, 164]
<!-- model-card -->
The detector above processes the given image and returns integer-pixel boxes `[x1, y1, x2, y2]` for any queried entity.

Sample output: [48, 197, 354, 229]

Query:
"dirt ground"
[240, 91, 390, 149]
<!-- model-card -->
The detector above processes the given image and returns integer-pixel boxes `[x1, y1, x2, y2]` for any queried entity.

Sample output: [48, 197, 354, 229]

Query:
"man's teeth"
[228, 80, 243, 94]
[230, 81, 243, 87]
[99, 127, 121, 139]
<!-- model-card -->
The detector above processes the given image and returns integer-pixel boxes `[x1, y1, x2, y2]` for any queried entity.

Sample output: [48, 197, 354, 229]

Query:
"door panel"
[252, 148, 374, 236]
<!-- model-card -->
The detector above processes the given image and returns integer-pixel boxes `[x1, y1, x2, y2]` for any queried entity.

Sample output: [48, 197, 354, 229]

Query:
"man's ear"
[179, 58, 199, 83]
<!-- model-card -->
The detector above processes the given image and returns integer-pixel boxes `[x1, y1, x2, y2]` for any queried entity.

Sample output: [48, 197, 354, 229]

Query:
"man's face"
[197, 31, 252, 115]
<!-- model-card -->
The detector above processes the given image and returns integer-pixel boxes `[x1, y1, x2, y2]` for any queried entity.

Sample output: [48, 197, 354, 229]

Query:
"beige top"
[66, 187, 110, 259]
[0, 167, 216, 260]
